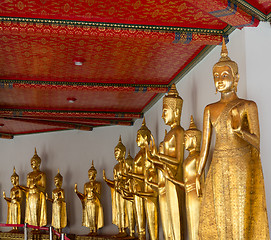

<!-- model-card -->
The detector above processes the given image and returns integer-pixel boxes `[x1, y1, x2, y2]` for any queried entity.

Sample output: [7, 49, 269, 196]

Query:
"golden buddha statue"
[103, 137, 128, 237]
[164, 115, 203, 240]
[144, 134, 174, 240]
[127, 118, 158, 240]
[46, 169, 67, 233]
[19, 148, 47, 227]
[196, 39, 270, 239]
[145, 84, 185, 240]
[3, 167, 23, 232]
[122, 151, 136, 238]
[75, 161, 104, 235]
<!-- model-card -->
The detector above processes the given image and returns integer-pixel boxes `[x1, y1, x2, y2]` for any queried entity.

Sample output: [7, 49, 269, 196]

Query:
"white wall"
[0, 24, 270, 237]
[244, 21, 271, 223]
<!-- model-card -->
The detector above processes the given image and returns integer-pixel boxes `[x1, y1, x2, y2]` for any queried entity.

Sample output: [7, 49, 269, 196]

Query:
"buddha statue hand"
[103, 170, 107, 181]
[231, 107, 242, 133]
[195, 174, 202, 198]
[186, 183, 196, 193]
[74, 184, 78, 193]
[45, 193, 48, 200]
[3, 191, 6, 199]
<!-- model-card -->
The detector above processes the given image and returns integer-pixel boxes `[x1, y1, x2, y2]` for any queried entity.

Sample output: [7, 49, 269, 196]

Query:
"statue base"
[0, 232, 75, 240]
[76, 235, 138, 240]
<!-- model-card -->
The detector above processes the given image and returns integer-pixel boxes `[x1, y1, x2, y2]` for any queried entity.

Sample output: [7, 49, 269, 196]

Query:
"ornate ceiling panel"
[0, 0, 227, 29]
[0, 21, 221, 84]
[0, 0, 266, 137]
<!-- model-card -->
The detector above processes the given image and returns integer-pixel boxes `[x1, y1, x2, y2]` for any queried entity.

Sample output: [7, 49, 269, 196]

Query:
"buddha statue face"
[213, 38, 239, 94]
[11, 176, 19, 186]
[88, 170, 97, 181]
[114, 147, 125, 161]
[162, 104, 177, 125]
[136, 117, 151, 147]
[213, 65, 238, 93]
[184, 134, 196, 151]
[31, 159, 40, 170]
[136, 132, 145, 147]
[54, 177, 62, 188]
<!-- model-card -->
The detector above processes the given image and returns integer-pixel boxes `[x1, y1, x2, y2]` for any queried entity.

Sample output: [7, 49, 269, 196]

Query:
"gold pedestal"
[76, 235, 138, 240]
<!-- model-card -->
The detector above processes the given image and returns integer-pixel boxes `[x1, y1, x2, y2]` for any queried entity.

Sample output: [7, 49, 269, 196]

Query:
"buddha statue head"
[54, 169, 63, 188]
[162, 84, 183, 126]
[11, 167, 19, 186]
[31, 148, 41, 170]
[115, 136, 126, 161]
[185, 115, 202, 151]
[213, 38, 239, 93]
[137, 118, 151, 147]
[88, 160, 97, 181]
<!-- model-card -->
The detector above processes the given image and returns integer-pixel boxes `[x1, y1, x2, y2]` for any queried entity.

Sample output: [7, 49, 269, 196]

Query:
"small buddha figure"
[75, 161, 104, 235]
[145, 84, 185, 240]
[127, 118, 158, 240]
[164, 116, 203, 240]
[196, 39, 270, 239]
[46, 169, 67, 233]
[103, 136, 128, 237]
[19, 148, 47, 227]
[3, 167, 23, 232]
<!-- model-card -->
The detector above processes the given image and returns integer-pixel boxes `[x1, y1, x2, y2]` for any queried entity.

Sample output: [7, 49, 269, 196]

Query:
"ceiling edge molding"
[0, 16, 228, 34]
[233, 0, 267, 21]
[0, 80, 168, 93]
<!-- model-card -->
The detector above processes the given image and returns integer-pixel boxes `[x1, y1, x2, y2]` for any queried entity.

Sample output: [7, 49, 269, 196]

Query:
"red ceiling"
[0, 0, 227, 28]
[0, 0, 268, 137]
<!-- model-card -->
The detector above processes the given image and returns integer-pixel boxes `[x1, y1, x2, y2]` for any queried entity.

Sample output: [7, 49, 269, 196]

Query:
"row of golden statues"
[102, 39, 269, 239]
[3, 40, 270, 239]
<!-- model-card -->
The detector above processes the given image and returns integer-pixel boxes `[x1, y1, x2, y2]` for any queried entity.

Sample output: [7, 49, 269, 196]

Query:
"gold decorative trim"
[0, 16, 228, 35]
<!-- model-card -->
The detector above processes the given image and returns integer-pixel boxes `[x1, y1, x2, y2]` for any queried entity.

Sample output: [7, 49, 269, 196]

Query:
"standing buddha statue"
[196, 39, 270, 239]
[75, 161, 104, 235]
[46, 169, 67, 233]
[3, 167, 23, 232]
[127, 118, 158, 240]
[103, 136, 128, 237]
[145, 84, 185, 240]
[122, 151, 136, 238]
[19, 148, 47, 227]
[164, 115, 203, 240]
